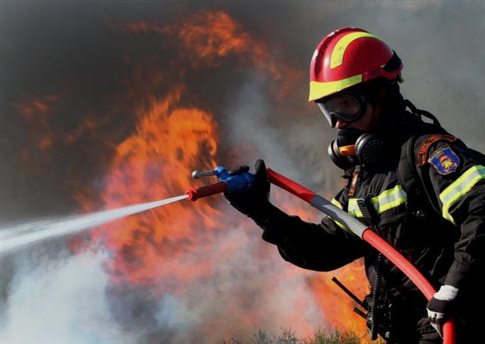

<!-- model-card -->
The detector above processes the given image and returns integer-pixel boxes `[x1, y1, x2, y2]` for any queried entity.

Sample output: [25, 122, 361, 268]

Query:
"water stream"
[1, 194, 189, 255]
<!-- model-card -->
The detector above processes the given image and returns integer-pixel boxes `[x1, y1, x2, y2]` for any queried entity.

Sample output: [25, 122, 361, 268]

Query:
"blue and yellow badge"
[428, 145, 460, 175]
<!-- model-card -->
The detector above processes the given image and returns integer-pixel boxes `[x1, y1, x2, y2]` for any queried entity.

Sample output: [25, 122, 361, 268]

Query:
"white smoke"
[1, 251, 136, 344]
[154, 226, 324, 343]
[222, 71, 337, 191]
[0, 219, 326, 344]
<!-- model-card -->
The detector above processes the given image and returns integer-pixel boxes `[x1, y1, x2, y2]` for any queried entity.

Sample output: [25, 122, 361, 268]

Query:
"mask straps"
[404, 99, 441, 127]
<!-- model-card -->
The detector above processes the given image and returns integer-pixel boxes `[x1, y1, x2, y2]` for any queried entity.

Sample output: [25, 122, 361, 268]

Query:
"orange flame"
[92, 87, 223, 285]
[120, 10, 302, 86]
[274, 196, 370, 335]
[14, 94, 58, 153]
[308, 260, 369, 334]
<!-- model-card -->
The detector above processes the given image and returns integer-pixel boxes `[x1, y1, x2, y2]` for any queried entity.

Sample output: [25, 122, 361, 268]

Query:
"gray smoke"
[2, 1, 485, 343]
[1, 251, 135, 343]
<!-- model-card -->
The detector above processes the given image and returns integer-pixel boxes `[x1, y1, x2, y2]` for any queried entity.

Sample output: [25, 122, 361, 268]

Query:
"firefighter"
[225, 27, 485, 343]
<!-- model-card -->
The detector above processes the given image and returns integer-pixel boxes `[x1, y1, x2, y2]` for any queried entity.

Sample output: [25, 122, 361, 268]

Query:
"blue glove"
[426, 285, 459, 337]
[223, 159, 270, 221]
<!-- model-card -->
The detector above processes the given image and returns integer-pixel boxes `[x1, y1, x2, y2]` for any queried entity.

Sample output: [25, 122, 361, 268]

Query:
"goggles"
[316, 92, 367, 127]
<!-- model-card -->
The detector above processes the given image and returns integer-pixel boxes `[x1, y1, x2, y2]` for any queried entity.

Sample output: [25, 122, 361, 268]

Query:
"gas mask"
[328, 129, 387, 170]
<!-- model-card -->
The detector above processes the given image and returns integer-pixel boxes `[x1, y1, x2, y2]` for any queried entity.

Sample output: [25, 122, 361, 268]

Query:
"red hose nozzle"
[186, 182, 228, 201]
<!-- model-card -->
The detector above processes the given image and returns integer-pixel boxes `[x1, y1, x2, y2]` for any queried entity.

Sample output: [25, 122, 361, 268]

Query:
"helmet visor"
[316, 93, 366, 127]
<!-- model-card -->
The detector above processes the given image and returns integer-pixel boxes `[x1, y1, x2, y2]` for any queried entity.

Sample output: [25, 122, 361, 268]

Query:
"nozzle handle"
[192, 170, 217, 179]
[186, 182, 228, 201]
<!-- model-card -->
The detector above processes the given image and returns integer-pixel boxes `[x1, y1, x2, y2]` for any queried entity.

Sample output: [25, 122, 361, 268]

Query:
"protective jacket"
[254, 109, 485, 343]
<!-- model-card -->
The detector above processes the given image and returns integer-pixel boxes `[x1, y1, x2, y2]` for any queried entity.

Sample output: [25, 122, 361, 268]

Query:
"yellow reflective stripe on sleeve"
[348, 198, 364, 218]
[331, 198, 343, 209]
[440, 165, 485, 224]
[330, 32, 378, 68]
[309, 74, 363, 101]
[330, 198, 348, 230]
[332, 219, 348, 231]
[370, 185, 407, 214]
[347, 186, 406, 219]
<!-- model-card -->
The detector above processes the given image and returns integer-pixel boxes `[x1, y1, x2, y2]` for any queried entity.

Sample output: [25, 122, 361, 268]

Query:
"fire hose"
[186, 166, 456, 344]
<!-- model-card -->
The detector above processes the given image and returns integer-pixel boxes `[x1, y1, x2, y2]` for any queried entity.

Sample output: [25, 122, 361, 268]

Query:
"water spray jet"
[1, 196, 188, 255]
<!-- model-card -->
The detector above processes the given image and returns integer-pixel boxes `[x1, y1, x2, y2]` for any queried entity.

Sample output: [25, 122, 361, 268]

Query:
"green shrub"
[222, 327, 386, 344]
[305, 328, 361, 344]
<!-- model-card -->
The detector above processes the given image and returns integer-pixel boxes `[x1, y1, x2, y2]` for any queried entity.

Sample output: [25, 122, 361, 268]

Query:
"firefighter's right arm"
[224, 159, 365, 271]
[257, 203, 366, 271]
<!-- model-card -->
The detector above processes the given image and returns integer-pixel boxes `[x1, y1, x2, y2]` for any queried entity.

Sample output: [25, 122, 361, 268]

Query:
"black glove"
[426, 285, 459, 337]
[224, 159, 271, 222]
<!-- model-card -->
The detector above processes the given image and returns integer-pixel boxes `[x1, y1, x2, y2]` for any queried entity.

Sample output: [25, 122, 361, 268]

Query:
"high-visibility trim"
[348, 198, 364, 218]
[330, 32, 378, 68]
[330, 198, 347, 230]
[440, 165, 485, 224]
[370, 185, 407, 214]
[331, 198, 343, 209]
[348, 185, 407, 219]
[309, 74, 363, 101]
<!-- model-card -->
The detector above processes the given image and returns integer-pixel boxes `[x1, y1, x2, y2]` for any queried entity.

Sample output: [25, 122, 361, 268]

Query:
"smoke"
[223, 72, 291, 169]
[0, 226, 324, 343]
[2, 1, 485, 343]
[153, 228, 323, 343]
[222, 71, 338, 195]
[1, 251, 135, 344]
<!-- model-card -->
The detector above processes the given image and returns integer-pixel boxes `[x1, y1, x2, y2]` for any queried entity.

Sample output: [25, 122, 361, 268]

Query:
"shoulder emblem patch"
[428, 145, 460, 175]
[416, 134, 457, 167]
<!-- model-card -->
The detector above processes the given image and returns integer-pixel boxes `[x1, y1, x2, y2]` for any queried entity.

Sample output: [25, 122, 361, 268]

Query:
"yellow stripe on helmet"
[309, 74, 362, 101]
[330, 32, 379, 69]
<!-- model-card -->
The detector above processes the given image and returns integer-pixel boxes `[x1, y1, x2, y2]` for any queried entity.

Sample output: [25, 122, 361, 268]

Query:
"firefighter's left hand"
[426, 285, 459, 337]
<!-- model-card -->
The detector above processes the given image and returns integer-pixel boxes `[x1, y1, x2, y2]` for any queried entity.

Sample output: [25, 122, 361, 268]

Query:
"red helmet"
[309, 27, 403, 101]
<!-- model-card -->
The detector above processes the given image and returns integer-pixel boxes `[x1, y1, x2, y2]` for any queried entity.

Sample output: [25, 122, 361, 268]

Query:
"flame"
[274, 196, 369, 335]
[92, 87, 222, 285]
[174, 11, 279, 76]
[308, 261, 369, 334]
[14, 94, 58, 153]
[120, 10, 302, 87]
[14, 92, 113, 158]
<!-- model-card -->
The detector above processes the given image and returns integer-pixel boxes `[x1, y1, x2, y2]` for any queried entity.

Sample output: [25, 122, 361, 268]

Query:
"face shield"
[316, 92, 367, 127]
